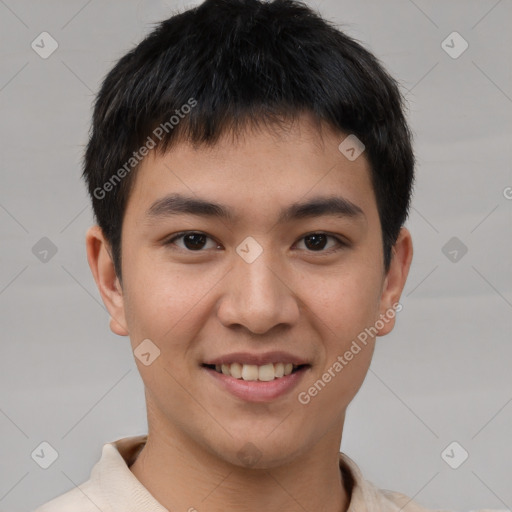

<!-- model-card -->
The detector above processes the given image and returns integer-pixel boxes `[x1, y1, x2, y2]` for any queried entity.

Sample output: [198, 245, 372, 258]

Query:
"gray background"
[0, 0, 511, 511]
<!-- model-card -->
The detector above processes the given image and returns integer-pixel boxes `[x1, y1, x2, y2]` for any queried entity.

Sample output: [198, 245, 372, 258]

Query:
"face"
[88, 114, 412, 468]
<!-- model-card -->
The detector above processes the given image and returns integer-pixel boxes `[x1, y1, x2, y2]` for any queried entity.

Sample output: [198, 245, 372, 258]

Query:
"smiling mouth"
[202, 362, 309, 381]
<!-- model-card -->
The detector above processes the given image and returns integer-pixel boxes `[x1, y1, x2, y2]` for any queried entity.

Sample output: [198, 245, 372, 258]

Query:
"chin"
[208, 432, 308, 471]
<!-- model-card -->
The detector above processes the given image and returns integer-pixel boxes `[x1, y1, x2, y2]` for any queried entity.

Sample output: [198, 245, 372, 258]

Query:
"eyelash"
[164, 231, 348, 254]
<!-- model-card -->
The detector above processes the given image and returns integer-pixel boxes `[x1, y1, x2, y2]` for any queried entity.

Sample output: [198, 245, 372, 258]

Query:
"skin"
[86, 113, 413, 512]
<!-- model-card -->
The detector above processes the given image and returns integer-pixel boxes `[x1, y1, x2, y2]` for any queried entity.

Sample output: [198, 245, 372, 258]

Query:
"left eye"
[295, 233, 345, 252]
[165, 231, 345, 252]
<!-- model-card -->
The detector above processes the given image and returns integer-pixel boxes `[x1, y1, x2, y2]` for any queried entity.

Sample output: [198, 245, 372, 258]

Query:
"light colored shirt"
[32, 435, 506, 512]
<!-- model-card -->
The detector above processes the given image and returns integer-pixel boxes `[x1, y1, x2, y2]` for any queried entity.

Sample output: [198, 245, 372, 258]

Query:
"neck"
[129, 422, 349, 512]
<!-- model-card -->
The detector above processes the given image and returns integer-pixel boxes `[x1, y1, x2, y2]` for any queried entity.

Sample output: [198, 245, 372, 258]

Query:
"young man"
[33, 1, 501, 511]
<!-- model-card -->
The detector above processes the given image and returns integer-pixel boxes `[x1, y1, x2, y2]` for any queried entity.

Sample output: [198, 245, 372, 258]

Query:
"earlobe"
[376, 227, 413, 337]
[85, 225, 129, 337]
[110, 316, 129, 336]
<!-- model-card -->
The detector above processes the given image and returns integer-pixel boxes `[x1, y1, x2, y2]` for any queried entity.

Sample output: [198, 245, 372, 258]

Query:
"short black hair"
[83, 0, 415, 284]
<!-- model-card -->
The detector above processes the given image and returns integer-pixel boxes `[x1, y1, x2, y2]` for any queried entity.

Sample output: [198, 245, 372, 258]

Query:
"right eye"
[164, 231, 222, 252]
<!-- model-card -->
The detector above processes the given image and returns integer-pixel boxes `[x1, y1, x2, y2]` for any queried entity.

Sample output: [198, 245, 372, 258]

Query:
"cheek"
[303, 344, 375, 424]
[297, 282, 378, 416]
[122, 254, 222, 349]
[305, 266, 382, 343]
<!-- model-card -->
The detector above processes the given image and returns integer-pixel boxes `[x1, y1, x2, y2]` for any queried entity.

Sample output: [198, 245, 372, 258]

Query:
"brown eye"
[182, 233, 208, 250]
[303, 233, 328, 251]
[166, 232, 220, 251]
[296, 233, 345, 253]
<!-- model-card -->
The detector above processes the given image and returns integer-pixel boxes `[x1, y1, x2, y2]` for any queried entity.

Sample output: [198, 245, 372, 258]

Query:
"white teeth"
[258, 363, 275, 382]
[230, 362, 243, 379]
[241, 364, 259, 381]
[210, 362, 302, 381]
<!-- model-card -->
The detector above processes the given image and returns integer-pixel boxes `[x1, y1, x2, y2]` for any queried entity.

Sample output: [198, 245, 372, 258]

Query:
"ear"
[85, 225, 129, 336]
[375, 227, 413, 336]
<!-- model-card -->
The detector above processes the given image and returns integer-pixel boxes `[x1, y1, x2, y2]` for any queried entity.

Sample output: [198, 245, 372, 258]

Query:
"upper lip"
[203, 351, 310, 366]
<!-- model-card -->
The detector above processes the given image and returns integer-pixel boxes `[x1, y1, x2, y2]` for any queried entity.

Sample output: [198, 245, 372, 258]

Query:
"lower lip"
[203, 366, 309, 402]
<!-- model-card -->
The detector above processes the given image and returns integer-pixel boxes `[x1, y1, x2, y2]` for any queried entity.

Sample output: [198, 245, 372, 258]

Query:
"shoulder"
[340, 452, 509, 512]
[31, 435, 149, 512]
[379, 489, 511, 512]
[378, 488, 449, 511]
[373, 484, 509, 512]
[31, 479, 107, 512]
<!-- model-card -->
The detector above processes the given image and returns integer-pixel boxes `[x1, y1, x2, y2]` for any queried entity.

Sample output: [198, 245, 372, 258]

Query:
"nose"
[216, 246, 300, 335]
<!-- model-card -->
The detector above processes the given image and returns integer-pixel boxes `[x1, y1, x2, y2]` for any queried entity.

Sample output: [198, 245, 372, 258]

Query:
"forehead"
[124, 116, 378, 228]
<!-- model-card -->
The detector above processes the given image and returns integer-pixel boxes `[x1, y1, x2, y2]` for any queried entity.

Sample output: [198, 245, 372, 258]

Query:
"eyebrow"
[145, 193, 365, 224]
